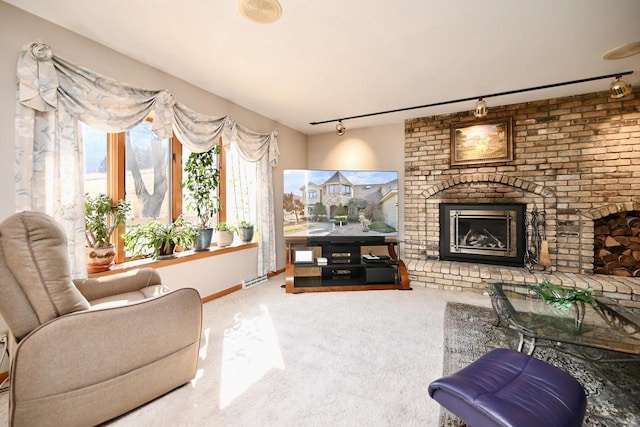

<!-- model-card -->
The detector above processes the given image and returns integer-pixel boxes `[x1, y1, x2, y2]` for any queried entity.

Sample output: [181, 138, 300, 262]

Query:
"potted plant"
[183, 146, 221, 251]
[215, 222, 236, 247]
[123, 216, 198, 260]
[237, 219, 255, 243]
[84, 193, 131, 272]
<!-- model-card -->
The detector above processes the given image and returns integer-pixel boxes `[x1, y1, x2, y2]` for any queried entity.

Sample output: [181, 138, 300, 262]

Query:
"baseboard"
[201, 268, 285, 303]
[201, 285, 243, 303]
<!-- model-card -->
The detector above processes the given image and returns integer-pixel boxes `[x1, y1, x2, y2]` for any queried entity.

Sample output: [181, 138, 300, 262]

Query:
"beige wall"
[0, 1, 309, 342]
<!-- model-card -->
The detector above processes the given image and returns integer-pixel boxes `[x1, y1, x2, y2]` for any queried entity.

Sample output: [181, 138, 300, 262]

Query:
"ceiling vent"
[238, 0, 282, 24]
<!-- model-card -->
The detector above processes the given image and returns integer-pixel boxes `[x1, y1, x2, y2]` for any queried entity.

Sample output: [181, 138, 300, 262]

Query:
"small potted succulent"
[215, 222, 236, 247]
[84, 193, 131, 272]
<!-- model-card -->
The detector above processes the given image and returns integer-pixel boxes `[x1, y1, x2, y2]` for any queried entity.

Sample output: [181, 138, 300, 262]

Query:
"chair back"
[0, 211, 89, 341]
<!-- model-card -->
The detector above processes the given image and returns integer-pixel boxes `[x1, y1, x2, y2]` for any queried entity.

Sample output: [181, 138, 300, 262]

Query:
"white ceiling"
[5, 0, 640, 135]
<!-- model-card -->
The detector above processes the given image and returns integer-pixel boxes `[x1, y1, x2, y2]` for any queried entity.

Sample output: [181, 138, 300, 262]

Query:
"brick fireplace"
[403, 88, 640, 293]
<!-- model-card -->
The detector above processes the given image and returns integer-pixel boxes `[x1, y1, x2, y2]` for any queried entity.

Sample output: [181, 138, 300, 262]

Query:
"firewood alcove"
[594, 210, 640, 277]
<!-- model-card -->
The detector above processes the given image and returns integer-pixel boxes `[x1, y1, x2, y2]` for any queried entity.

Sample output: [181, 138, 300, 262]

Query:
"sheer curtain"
[15, 41, 279, 278]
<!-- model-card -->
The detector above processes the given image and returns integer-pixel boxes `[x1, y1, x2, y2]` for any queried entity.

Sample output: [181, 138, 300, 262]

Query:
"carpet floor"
[0, 276, 490, 426]
[441, 302, 640, 427]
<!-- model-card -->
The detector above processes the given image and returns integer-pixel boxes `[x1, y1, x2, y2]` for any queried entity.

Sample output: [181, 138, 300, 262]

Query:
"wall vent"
[242, 275, 268, 289]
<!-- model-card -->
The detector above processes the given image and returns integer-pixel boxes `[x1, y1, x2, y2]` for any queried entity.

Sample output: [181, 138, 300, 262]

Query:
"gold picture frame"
[450, 118, 513, 166]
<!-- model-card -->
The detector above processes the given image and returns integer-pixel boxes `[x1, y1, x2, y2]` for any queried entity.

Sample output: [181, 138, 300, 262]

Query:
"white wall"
[0, 3, 308, 342]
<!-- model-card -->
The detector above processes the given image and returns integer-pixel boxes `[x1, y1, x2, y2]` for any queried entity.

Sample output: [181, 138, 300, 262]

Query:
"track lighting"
[310, 70, 633, 127]
[609, 76, 632, 99]
[473, 98, 488, 118]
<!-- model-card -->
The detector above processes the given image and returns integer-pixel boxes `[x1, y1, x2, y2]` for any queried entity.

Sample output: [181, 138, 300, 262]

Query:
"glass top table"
[486, 281, 640, 358]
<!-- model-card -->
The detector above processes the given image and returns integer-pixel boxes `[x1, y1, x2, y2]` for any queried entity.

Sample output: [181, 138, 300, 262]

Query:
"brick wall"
[404, 88, 640, 281]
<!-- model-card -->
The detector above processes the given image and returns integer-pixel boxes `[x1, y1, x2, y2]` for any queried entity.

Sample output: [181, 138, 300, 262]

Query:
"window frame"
[98, 128, 228, 264]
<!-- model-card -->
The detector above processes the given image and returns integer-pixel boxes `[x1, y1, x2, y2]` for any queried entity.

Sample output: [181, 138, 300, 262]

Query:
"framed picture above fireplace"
[450, 118, 513, 166]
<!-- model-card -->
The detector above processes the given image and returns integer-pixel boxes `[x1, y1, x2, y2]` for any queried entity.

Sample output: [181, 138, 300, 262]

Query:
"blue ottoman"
[428, 348, 586, 427]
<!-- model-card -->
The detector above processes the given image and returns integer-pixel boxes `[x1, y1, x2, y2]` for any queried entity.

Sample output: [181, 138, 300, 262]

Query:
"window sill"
[88, 241, 258, 278]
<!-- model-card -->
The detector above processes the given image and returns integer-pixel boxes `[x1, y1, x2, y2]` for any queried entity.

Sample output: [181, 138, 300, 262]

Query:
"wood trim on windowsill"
[89, 241, 258, 278]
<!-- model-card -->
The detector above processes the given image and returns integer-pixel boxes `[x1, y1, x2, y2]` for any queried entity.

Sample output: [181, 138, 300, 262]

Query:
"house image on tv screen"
[283, 169, 398, 237]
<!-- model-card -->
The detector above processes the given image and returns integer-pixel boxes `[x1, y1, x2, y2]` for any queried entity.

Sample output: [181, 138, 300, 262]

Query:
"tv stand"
[285, 237, 410, 293]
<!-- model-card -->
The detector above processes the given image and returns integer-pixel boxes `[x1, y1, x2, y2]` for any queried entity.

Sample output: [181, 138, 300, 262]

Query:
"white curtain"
[15, 41, 279, 278]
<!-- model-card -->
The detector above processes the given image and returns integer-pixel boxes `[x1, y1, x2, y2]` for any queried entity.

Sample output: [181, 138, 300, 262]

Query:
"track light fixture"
[473, 98, 488, 118]
[311, 70, 633, 127]
[609, 76, 632, 99]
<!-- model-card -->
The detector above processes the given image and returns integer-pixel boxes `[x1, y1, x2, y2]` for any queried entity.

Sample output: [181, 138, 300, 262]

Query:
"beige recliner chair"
[0, 211, 202, 427]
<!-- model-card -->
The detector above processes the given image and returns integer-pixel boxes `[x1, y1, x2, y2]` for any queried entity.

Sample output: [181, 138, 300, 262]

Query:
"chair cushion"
[429, 348, 586, 427]
[89, 285, 169, 310]
[0, 211, 89, 327]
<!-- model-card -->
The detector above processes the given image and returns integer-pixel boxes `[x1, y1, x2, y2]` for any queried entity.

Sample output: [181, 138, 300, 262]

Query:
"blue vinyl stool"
[429, 348, 587, 427]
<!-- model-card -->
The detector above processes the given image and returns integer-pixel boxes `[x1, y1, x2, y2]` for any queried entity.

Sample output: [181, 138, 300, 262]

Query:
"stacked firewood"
[594, 212, 640, 277]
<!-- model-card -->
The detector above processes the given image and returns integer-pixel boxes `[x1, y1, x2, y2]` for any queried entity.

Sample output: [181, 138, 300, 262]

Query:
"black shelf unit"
[285, 237, 410, 293]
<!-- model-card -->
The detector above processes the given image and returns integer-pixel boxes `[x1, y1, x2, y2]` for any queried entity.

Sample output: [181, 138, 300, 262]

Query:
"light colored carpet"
[0, 275, 491, 426]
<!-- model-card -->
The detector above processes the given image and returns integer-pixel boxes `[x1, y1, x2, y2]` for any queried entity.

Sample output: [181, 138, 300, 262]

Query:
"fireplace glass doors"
[439, 203, 526, 267]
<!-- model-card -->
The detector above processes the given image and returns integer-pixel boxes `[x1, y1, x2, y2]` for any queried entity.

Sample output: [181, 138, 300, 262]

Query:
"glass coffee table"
[486, 281, 640, 361]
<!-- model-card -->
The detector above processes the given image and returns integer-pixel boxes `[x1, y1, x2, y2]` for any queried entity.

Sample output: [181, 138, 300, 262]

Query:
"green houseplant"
[183, 146, 221, 251]
[215, 222, 236, 247]
[123, 216, 198, 260]
[237, 219, 255, 243]
[84, 193, 131, 272]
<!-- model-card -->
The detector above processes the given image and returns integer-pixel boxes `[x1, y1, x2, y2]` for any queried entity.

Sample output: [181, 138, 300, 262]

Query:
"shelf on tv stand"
[285, 237, 411, 293]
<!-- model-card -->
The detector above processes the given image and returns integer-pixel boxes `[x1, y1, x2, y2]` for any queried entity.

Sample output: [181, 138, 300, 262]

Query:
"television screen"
[283, 169, 399, 238]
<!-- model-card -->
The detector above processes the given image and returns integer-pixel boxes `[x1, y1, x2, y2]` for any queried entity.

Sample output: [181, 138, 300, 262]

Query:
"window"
[125, 121, 172, 227]
[342, 185, 351, 195]
[307, 189, 317, 199]
[328, 184, 340, 194]
[81, 120, 223, 263]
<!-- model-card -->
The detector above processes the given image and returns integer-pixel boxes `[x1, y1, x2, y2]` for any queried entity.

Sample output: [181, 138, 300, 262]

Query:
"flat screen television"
[283, 169, 399, 239]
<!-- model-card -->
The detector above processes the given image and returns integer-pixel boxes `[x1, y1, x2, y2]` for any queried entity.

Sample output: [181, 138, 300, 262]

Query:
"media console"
[285, 237, 410, 293]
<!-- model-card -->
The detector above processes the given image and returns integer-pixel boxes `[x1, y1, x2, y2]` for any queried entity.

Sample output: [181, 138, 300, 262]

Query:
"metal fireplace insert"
[439, 203, 526, 267]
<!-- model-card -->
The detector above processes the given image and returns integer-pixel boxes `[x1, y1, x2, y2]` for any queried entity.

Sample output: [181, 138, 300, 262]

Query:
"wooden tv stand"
[285, 237, 410, 293]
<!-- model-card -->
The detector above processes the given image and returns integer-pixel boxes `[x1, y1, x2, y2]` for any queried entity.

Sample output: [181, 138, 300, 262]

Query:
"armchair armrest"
[10, 288, 202, 426]
[73, 268, 162, 301]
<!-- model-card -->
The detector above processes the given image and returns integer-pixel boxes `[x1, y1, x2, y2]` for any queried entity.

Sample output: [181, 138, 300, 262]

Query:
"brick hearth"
[406, 259, 640, 311]
[403, 88, 640, 308]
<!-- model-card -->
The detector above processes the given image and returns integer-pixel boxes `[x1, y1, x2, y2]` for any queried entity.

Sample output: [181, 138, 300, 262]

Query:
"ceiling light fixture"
[336, 120, 346, 136]
[310, 70, 634, 127]
[473, 98, 488, 118]
[609, 76, 632, 99]
[238, 0, 282, 24]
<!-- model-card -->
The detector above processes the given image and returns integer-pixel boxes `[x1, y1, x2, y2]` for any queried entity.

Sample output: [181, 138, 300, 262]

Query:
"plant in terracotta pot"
[237, 219, 255, 243]
[183, 146, 221, 251]
[123, 216, 198, 260]
[84, 193, 131, 272]
[215, 222, 236, 247]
